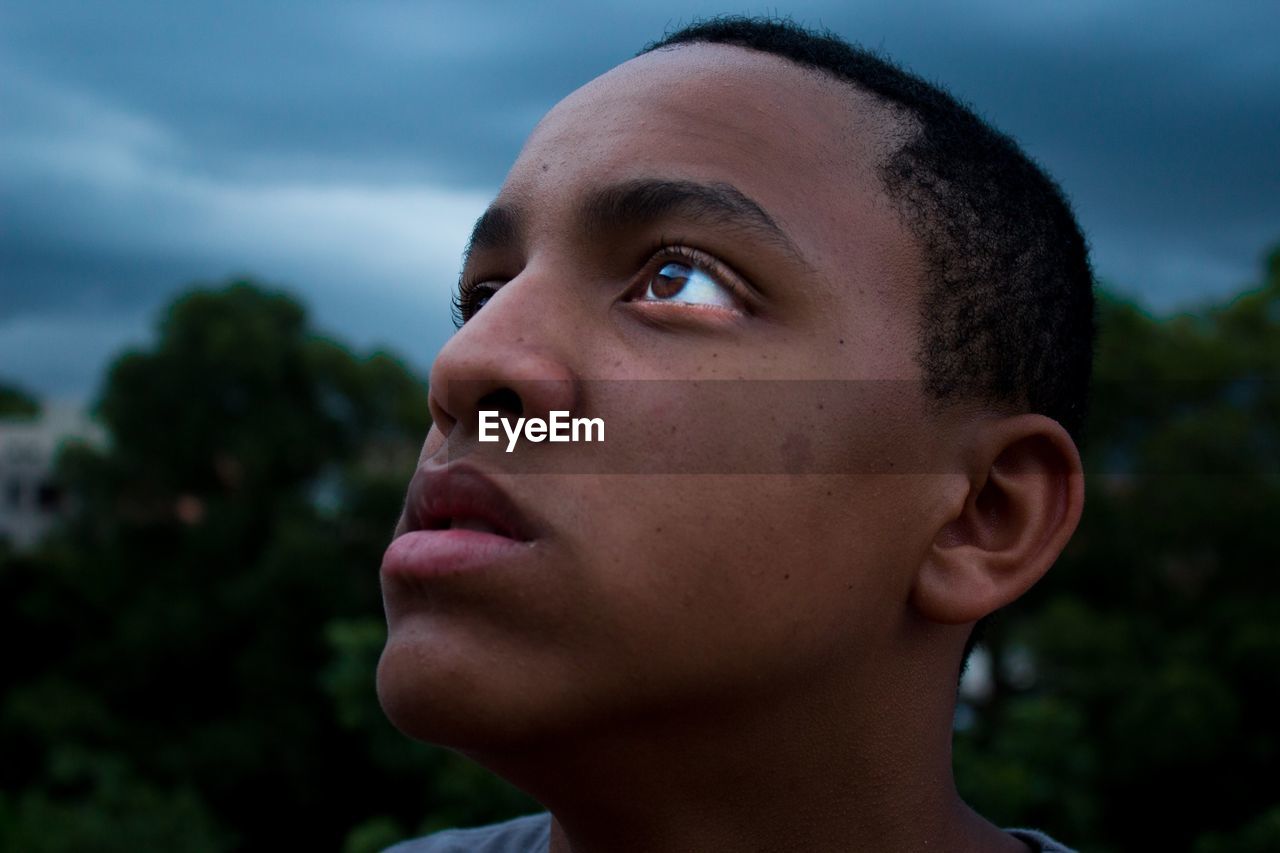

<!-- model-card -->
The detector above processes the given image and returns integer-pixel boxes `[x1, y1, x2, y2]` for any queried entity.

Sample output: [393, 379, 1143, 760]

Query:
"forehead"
[503, 43, 916, 284]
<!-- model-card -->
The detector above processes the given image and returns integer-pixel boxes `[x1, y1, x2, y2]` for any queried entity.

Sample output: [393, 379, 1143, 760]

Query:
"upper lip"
[402, 464, 538, 541]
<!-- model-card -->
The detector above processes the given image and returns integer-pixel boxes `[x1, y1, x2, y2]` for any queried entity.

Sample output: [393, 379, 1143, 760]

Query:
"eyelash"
[450, 280, 482, 328]
[450, 239, 751, 327]
[635, 239, 753, 309]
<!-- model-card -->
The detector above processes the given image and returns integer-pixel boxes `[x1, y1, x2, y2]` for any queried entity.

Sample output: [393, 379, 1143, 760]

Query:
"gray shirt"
[384, 812, 1077, 852]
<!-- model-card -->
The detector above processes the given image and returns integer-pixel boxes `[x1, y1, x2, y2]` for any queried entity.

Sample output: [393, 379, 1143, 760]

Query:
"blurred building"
[0, 404, 104, 551]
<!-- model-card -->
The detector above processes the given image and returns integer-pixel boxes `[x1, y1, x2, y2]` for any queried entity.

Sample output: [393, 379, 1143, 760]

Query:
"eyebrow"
[579, 178, 807, 265]
[463, 204, 522, 267]
[461, 178, 811, 271]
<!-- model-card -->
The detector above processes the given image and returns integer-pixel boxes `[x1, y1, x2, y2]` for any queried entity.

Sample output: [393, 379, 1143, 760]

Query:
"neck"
[470, 632, 1028, 853]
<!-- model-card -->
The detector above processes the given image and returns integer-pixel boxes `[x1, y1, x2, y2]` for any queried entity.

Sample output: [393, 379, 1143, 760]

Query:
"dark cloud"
[2, 1, 1277, 400]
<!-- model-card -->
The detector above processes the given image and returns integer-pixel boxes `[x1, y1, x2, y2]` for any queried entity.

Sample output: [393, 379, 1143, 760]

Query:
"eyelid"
[451, 241, 760, 327]
[451, 275, 504, 328]
[632, 243, 759, 314]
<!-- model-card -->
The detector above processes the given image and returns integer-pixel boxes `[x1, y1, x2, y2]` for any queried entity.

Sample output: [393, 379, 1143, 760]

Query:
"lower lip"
[381, 529, 534, 580]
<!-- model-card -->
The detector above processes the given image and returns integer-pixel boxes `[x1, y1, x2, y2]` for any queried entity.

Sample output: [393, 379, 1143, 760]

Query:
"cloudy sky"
[3, 0, 1277, 402]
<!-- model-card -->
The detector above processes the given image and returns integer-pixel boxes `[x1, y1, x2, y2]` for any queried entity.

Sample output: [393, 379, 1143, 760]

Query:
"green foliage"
[1193, 805, 1280, 853]
[0, 380, 39, 419]
[0, 279, 533, 850]
[92, 281, 430, 503]
[0, 747, 234, 853]
[955, 244, 1280, 851]
[342, 816, 406, 853]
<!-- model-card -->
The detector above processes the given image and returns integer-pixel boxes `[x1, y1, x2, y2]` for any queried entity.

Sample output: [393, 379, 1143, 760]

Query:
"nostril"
[477, 387, 523, 419]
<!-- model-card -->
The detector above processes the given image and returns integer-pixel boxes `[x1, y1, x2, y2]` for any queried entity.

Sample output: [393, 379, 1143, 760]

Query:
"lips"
[381, 464, 540, 583]
[403, 464, 537, 542]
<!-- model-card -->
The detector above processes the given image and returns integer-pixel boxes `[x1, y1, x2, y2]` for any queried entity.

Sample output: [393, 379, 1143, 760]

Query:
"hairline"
[638, 38, 1038, 422]
[640, 42, 923, 190]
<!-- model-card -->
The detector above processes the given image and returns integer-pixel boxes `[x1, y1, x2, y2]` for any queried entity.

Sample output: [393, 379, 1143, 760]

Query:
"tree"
[0, 381, 39, 419]
[0, 280, 534, 850]
[954, 244, 1280, 851]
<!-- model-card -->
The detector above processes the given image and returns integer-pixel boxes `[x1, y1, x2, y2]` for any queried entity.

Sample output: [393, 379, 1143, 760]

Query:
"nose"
[427, 276, 580, 443]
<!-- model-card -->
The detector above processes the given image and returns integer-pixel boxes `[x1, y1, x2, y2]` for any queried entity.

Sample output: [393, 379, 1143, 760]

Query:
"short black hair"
[641, 16, 1096, 444]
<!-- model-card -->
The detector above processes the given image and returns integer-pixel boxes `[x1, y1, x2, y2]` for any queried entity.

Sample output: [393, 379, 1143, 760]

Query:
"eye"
[451, 280, 500, 328]
[633, 256, 739, 311]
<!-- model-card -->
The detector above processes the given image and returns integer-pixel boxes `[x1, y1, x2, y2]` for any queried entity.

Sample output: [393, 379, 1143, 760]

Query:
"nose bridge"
[428, 271, 581, 438]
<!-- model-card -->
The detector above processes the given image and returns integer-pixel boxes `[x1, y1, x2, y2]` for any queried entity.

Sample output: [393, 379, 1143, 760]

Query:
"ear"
[910, 413, 1085, 625]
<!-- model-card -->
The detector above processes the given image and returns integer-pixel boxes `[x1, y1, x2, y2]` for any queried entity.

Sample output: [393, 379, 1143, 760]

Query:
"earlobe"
[910, 414, 1085, 625]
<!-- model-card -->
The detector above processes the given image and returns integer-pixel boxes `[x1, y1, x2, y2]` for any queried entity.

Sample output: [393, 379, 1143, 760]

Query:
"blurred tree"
[0, 381, 39, 418]
[955, 244, 1280, 852]
[0, 280, 534, 851]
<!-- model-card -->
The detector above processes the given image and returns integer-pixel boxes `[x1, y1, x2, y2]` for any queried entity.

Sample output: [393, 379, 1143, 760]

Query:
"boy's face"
[379, 44, 961, 747]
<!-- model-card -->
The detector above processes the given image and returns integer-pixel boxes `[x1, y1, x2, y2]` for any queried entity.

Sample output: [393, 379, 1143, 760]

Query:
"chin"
[375, 631, 566, 752]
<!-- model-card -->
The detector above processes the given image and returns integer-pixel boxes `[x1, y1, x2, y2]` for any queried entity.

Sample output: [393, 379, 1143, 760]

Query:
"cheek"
[573, 474, 918, 683]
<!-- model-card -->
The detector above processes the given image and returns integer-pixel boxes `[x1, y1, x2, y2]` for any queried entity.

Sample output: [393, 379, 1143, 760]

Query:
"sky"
[2, 0, 1277, 402]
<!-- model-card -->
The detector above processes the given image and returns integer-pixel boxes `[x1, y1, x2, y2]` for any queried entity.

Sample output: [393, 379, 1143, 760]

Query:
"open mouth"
[403, 464, 536, 542]
[442, 516, 504, 535]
